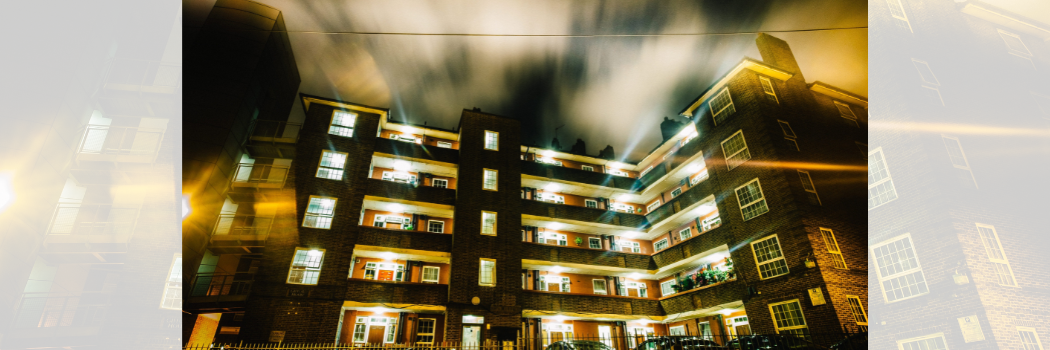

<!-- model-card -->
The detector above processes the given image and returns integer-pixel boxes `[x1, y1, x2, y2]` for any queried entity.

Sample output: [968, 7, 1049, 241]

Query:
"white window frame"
[670, 326, 686, 336]
[431, 178, 448, 189]
[834, 101, 860, 127]
[640, 166, 654, 177]
[1018, 327, 1044, 350]
[581, 165, 594, 172]
[760, 76, 778, 104]
[483, 169, 498, 191]
[589, 237, 602, 249]
[654, 238, 669, 251]
[436, 141, 453, 149]
[381, 171, 417, 185]
[611, 202, 633, 213]
[751, 234, 789, 280]
[846, 295, 867, 326]
[539, 232, 568, 246]
[317, 150, 348, 180]
[721, 130, 751, 171]
[481, 211, 497, 236]
[778, 120, 796, 138]
[868, 147, 899, 210]
[537, 157, 563, 166]
[479, 258, 496, 286]
[998, 29, 1032, 57]
[592, 279, 607, 295]
[709, 87, 736, 125]
[942, 135, 978, 188]
[647, 200, 661, 213]
[976, 223, 1018, 287]
[885, 0, 913, 33]
[585, 199, 598, 208]
[427, 220, 445, 234]
[352, 316, 398, 344]
[872, 233, 930, 303]
[660, 280, 676, 296]
[328, 110, 356, 137]
[362, 262, 404, 281]
[287, 248, 325, 285]
[798, 170, 822, 206]
[374, 215, 410, 230]
[768, 299, 808, 335]
[303, 196, 337, 229]
[160, 254, 182, 310]
[416, 318, 437, 344]
[392, 134, 420, 143]
[541, 192, 565, 204]
[671, 188, 682, 198]
[484, 131, 499, 151]
[897, 333, 947, 350]
[819, 228, 847, 269]
[735, 178, 769, 221]
[620, 281, 648, 298]
[691, 169, 708, 185]
[678, 227, 692, 241]
[421, 266, 440, 283]
[608, 169, 629, 177]
[911, 59, 943, 106]
[619, 241, 641, 253]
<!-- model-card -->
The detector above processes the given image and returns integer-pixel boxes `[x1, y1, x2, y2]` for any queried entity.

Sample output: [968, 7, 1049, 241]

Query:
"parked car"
[634, 336, 723, 350]
[546, 340, 616, 350]
[829, 332, 867, 350]
[724, 334, 821, 350]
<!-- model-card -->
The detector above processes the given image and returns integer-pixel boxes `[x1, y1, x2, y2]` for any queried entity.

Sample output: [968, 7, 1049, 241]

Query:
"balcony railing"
[357, 225, 453, 252]
[345, 279, 448, 306]
[231, 163, 290, 189]
[365, 178, 457, 206]
[47, 203, 138, 235]
[75, 125, 165, 163]
[521, 290, 662, 316]
[521, 161, 638, 191]
[374, 138, 459, 164]
[645, 176, 716, 226]
[659, 279, 745, 315]
[521, 198, 649, 229]
[98, 58, 181, 94]
[190, 273, 255, 297]
[13, 292, 108, 328]
[248, 120, 301, 143]
[212, 214, 274, 237]
[521, 242, 654, 270]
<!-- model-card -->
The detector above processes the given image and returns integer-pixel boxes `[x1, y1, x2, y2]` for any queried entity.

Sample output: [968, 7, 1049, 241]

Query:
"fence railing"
[47, 203, 139, 235]
[249, 120, 302, 142]
[190, 273, 255, 297]
[213, 214, 274, 236]
[13, 292, 108, 328]
[100, 58, 181, 93]
[76, 124, 166, 157]
[231, 163, 290, 188]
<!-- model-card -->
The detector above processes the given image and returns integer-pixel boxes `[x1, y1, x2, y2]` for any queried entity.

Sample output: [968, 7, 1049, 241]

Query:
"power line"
[189, 25, 867, 37]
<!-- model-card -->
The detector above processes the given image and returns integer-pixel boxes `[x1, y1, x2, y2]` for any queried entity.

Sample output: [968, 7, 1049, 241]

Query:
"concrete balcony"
[230, 163, 290, 189]
[521, 198, 649, 230]
[12, 292, 109, 333]
[74, 125, 165, 164]
[521, 161, 638, 191]
[637, 138, 704, 191]
[659, 279, 745, 316]
[345, 279, 448, 306]
[645, 177, 716, 227]
[246, 120, 300, 159]
[40, 203, 136, 263]
[187, 272, 254, 304]
[520, 242, 654, 270]
[374, 138, 459, 165]
[364, 178, 456, 206]
[521, 290, 663, 317]
[651, 226, 728, 269]
[356, 225, 453, 253]
[98, 58, 181, 95]
[208, 214, 272, 254]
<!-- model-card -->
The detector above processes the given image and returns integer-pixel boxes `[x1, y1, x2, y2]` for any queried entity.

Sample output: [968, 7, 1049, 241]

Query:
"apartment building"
[182, 25, 868, 346]
[869, 1, 1050, 349]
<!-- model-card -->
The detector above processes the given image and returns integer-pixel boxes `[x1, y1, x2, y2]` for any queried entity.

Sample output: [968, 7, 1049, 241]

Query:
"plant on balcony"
[574, 237, 583, 246]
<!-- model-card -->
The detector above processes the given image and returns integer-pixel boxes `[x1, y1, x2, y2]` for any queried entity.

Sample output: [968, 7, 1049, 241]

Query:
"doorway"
[463, 325, 481, 346]
[598, 325, 612, 347]
[367, 325, 387, 344]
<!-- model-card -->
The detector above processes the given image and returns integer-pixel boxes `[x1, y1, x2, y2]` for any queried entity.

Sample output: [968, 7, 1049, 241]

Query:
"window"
[834, 101, 860, 127]
[611, 202, 633, 213]
[484, 131, 499, 150]
[721, 130, 751, 170]
[998, 29, 1032, 56]
[541, 192, 565, 204]
[654, 238, 669, 251]
[432, 178, 448, 188]
[709, 87, 736, 125]
[374, 215, 409, 230]
[483, 169, 498, 190]
[619, 241, 641, 253]
[417, 319, 437, 344]
[421, 266, 440, 283]
[382, 171, 417, 184]
[868, 148, 899, 210]
[670, 326, 686, 336]
[303, 196, 336, 229]
[691, 169, 709, 185]
[912, 59, 943, 106]
[768, 300, 808, 337]
[619, 281, 647, 298]
[558, 277, 570, 292]
[437, 141, 452, 148]
[760, 76, 778, 103]
[287, 248, 324, 285]
[846, 296, 867, 325]
[1018, 327, 1044, 350]
[671, 188, 682, 198]
[977, 224, 1017, 286]
[329, 110, 356, 137]
[678, 228, 692, 240]
[392, 134, 419, 143]
[317, 150, 347, 180]
[660, 280, 676, 296]
[582, 165, 594, 172]
[160, 254, 182, 310]
[885, 0, 913, 33]
[898, 334, 947, 350]
[585, 199, 598, 208]
[363, 262, 404, 281]
[538, 232, 567, 246]
[819, 228, 848, 269]
[608, 169, 629, 177]
[647, 200, 661, 213]
[857, 143, 868, 159]
[942, 136, 978, 188]
[352, 322, 367, 343]
[640, 166, 654, 177]
[589, 237, 602, 249]
[353, 317, 398, 344]
[798, 170, 822, 206]
[593, 279, 607, 295]
[786, 138, 799, 151]
[736, 179, 769, 221]
[537, 157, 563, 166]
[427, 220, 445, 233]
[751, 235, 788, 279]
[778, 120, 796, 138]
[872, 233, 929, 302]
[481, 211, 497, 235]
[479, 259, 496, 286]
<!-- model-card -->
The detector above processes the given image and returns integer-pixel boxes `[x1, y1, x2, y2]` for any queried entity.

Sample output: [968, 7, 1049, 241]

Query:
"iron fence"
[190, 272, 255, 297]
[248, 120, 302, 142]
[213, 214, 274, 236]
[47, 203, 139, 235]
[13, 292, 108, 328]
[231, 163, 290, 187]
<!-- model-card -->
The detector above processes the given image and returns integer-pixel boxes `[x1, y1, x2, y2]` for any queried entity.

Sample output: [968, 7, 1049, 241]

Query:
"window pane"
[771, 301, 806, 329]
[722, 132, 751, 170]
[942, 137, 968, 168]
[483, 169, 498, 190]
[484, 131, 498, 150]
[710, 88, 736, 124]
[482, 212, 496, 234]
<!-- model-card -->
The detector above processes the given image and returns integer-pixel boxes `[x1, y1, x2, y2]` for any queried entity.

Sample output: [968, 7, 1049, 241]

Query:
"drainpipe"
[404, 261, 415, 282]
[533, 270, 541, 290]
[397, 312, 408, 343]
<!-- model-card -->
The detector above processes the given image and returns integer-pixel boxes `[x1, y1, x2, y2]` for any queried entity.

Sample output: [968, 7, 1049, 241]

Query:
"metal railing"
[248, 120, 302, 142]
[13, 292, 108, 328]
[190, 273, 255, 297]
[47, 203, 139, 235]
[76, 124, 166, 156]
[213, 214, 274, 236]
[99, 58, 181, 93]
[231, 163, 290, 187]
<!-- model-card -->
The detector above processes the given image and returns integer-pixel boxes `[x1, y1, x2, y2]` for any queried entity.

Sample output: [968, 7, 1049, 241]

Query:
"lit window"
[760, 76, 778, 104]
[585, 199, 598, 208]
[303, 196, 336, 229]
[619, 241, 641, 253]
[691, 169, 709, 185]
[481, 211, 497, 235]
[538, 232, 567, 246]
[834, 101, 860, 128]
[160, 254, 182, 310]
[654, 238, 669, 251]
[593, 279, 608, 295]
[721, 130, 751, 170]
[819, 228, 847, 269]
[660, 280, 676, 296]
[432, 178, 448, 188]
[768, 300, 808, 337]
[416, 318, 437, 344]
[671, 188, 682, 198]
[777, 120, 796, 138]
[752, 234, 789, 279]
[885, 0, 913, 33]
[846, 295, 867, 325]
[427, 220, 445, 233]
[479, 259, 496, 286]
[589, 237, 601, 249]
[1018, 327, 1044, 350]
[287, 248, 324, 285]
[328, 110, 356, 137]
[709, 87, 736, 125]
[998, 29, 1032, 56]
[421, 266, 440, 283]
[484, 131, 499, 150]
[640, 166, 654, 177]
[541, 192, 565, 204]
[736, 178, 769, 221]
[437, 141, 453, 148]
[647, 200, 661, 213]
[868, 148, 899, 210]
[898, 334, 947, 350]
[798, 170, 822, 206]
[483, 169, 498, 190]
[316, 150, 347, 180]
[872, 234, 929, 302]
[608, 168, 629, 177]
[382, 171, 417, 184]
[977, 224, 1017, 287]
[582, 165, 594, 172]
[678, 228, 692, 240]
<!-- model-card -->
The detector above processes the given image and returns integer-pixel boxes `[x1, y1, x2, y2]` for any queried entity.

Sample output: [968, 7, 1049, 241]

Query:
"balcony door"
[367, 325, 386, 344]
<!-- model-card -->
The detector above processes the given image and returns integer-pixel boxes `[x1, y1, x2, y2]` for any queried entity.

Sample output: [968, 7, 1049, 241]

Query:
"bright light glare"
[544, 183, 560, 192]
[543, 150, 556, 157]
[688, 163, 704, 173]
[552, 315, 566, 322]
[548, 222, 563, 230]
[308, 250, 322, 257]
[608, 162, 623, 169]
[381, 252, 397, 260]
[719, 308, 735, 316]
[394, 160, 411, 172]
[621, 232, 636, 238]
[388, 204, 405, 213]
[0, 173, 13, 214]
[629, 273, 641, 279]
[181, 194, 190, 220]
[550, 266, 563, 273]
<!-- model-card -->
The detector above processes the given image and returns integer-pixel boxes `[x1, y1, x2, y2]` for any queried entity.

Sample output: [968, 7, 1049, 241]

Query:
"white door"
[598, 325, 612, 346]
[463, 325, 481, 347]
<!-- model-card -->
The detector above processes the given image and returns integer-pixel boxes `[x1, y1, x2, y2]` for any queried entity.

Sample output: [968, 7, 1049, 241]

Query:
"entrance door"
[598, 326, 612, 347]
[367, 325, 386, 344]
[735, 324, 751, 336]
[463, 325, 481, 347]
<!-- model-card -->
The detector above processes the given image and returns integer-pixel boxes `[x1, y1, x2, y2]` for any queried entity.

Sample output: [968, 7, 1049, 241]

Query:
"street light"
[0, 172, 14, 214]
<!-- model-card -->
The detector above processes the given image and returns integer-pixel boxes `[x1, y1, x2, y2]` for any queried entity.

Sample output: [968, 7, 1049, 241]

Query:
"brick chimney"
[756, 33, 805, 83]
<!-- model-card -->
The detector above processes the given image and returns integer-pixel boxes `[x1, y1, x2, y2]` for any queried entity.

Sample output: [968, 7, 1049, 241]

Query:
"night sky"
[185, 0, 867, 162]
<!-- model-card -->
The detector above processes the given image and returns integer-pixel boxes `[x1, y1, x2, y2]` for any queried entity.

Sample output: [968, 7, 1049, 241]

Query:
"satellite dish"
[471, 297, 480, 305]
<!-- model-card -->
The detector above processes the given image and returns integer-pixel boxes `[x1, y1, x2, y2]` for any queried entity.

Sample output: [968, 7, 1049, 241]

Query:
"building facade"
[183, 29, 868, 346]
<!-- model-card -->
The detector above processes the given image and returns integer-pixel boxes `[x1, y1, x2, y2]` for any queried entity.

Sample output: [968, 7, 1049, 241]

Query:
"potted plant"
[574, 237, 583, 246]
[680, 276, 695, 291]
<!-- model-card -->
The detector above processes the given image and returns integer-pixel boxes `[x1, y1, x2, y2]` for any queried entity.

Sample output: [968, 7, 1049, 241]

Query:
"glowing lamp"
[181, 194, 190, 220]
[381, 252, 397, 261]
[542, 150, 556, 158]
[552, 315, 566, 322]
[548, 222, 562, 230]
[393, 160, 411, 172]
[719, 309, 735, 316]
[550, 266, 563, 273]
[544, 183, 560, 192]
[388, 204, 405, 213]
[629, 273, 641, 279]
